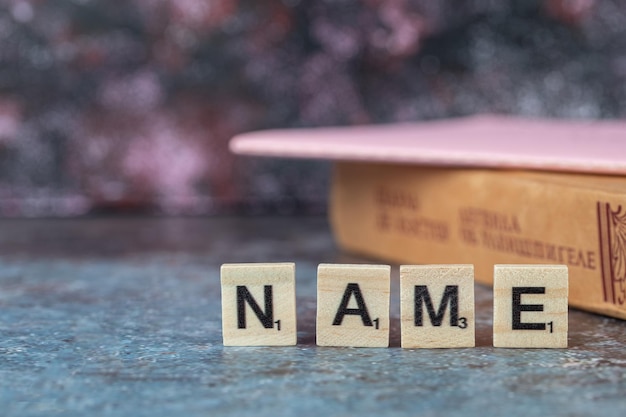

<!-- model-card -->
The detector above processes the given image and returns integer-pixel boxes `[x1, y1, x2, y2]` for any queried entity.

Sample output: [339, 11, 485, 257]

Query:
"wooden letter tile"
[400, 264, 475, 348]
[493, 264, 568, 348]
[316, 264, 390, 347]
[221, 263, 296, 346]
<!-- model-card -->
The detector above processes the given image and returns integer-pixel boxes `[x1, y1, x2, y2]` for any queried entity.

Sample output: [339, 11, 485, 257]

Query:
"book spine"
[330, 162, 626, 320]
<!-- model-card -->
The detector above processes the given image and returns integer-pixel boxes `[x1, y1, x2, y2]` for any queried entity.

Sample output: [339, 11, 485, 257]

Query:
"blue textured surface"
[0, 218, 625, 416]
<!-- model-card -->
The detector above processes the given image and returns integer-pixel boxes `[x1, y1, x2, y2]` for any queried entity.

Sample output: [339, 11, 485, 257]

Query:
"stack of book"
[230, 115, 626, 320]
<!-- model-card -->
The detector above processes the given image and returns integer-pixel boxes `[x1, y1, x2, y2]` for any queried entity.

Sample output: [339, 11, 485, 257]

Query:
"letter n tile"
[221, 263, 296, 346]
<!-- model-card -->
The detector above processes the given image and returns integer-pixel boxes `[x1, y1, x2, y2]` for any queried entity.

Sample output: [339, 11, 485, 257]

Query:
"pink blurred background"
[0, 0, 624, 216]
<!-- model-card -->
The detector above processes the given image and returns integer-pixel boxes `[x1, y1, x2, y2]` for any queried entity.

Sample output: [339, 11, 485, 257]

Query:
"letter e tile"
[400, 265, 475, 348]
[221, 263, 296, 346]
[316, 264, 390, 347]
[493, 264, 568, 348]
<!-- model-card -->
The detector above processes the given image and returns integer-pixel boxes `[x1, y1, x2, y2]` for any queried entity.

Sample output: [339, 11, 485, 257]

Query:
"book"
[231, 115, 626, 175]
[230, 115, 626, 319]
[330, 162, 626, 320]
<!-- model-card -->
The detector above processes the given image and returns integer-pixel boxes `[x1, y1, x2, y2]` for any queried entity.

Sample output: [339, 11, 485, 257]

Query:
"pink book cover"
[230, 115, 626, 175]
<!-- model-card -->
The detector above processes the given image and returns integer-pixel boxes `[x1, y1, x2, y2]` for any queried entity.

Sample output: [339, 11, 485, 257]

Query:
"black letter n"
[414, 285, 459, 327]
[237, 285, 273, 329]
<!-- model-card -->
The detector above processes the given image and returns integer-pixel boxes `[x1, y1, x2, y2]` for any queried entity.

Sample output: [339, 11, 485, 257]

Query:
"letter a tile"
[400, 265, 475, 348]
[221, 263, 296, 346]
[493, 264, 568, 348]
[316, 264, 390, 347]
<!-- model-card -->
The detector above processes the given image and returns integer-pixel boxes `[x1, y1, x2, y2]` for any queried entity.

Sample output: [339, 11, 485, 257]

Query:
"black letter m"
[414, 285, 459, 327]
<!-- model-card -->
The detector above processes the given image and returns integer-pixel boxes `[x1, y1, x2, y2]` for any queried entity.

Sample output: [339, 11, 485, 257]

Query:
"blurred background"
[0, 0, 625, 217]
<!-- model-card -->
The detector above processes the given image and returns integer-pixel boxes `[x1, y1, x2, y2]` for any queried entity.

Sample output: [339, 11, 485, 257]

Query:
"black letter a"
[332, 283, 373, 326]
[237, 285, 273, 329]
